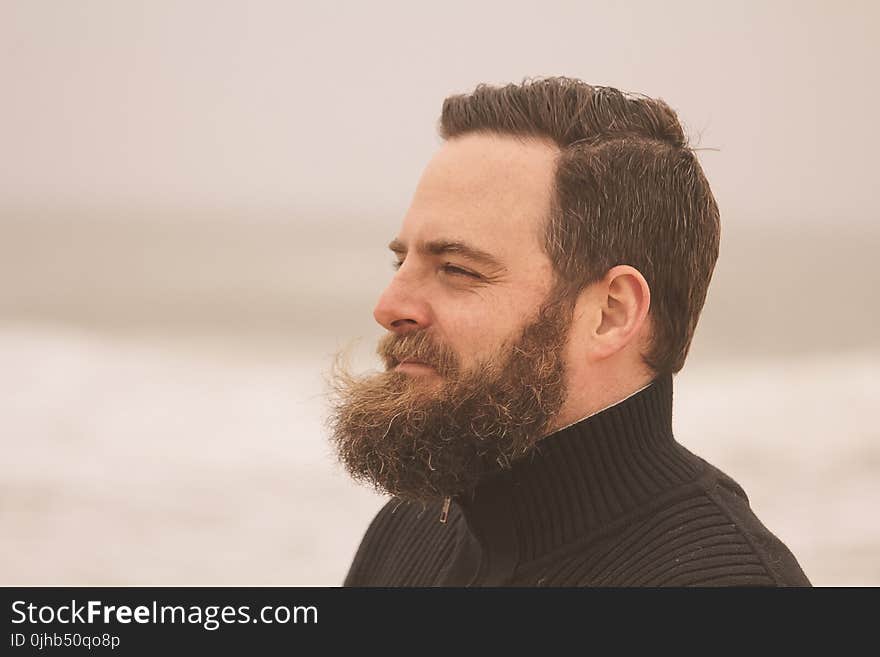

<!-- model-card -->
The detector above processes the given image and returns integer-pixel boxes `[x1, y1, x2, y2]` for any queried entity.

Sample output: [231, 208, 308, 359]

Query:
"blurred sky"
[2, 0, 878, 227]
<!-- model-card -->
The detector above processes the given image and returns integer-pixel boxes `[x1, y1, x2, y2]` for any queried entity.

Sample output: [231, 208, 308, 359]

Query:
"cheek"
[558, 310, 590, 369]
[432, 272, 553, 363]
[440, 306, 525, 365]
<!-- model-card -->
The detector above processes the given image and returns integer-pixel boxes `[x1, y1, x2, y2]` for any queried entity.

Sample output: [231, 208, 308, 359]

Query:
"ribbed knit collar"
[452, 372, 702, 576]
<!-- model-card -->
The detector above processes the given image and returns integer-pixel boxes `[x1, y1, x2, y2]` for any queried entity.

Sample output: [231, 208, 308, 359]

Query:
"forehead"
[398, 133, 560, 263]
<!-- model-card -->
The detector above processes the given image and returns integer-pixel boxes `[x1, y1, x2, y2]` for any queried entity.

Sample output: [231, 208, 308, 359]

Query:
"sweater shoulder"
[701, 462, 812, 586]
[515, 462, 811, 587]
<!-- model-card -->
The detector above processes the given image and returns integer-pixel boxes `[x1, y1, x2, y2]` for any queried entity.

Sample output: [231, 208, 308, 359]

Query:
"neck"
[544, 366, 656, 436]
[545, 377, 655, 437]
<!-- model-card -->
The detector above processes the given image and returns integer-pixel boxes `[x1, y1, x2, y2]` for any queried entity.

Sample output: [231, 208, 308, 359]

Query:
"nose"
[373, 274, 432, 334]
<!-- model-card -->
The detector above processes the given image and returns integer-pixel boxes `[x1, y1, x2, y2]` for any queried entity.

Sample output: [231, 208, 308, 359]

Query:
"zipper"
[439, 496, 451, 523]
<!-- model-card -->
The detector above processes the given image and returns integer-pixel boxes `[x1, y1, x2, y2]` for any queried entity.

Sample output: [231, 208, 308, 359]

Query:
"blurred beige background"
[1, 0, 878, 585]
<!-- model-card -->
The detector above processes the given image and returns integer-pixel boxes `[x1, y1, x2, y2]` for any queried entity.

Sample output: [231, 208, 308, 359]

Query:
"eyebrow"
[387, 237, 506, 271]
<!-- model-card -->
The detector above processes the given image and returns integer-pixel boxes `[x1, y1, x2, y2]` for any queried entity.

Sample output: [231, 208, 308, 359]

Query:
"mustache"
[377, 331, 459, 378]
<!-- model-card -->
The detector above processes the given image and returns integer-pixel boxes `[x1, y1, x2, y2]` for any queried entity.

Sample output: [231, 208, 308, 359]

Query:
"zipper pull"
[439, 496, 451, 523]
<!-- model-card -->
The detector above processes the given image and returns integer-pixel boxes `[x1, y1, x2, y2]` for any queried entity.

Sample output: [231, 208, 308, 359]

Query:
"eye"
[390, 259, 480, 279]
[441, 263, 480, 278]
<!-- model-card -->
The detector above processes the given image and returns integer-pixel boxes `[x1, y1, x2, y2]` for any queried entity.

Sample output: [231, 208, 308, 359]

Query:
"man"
[328, 77, 810, 586]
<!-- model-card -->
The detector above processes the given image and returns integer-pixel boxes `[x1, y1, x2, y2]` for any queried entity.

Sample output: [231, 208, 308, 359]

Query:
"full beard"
[326, 294, 573, 504]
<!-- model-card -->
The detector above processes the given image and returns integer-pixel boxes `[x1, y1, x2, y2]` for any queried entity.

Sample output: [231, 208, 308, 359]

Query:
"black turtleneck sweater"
[343, 373, 811, 587]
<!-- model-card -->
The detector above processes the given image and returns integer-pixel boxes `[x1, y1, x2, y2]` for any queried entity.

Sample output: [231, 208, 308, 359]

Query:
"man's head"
[328, 78, 720, 503]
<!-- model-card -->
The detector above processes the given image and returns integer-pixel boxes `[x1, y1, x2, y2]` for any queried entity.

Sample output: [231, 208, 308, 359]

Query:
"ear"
[590, 265, 651, 361]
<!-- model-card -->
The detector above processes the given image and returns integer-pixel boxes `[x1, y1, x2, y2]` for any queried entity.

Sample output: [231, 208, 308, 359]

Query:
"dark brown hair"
[439, 77, 720, 375]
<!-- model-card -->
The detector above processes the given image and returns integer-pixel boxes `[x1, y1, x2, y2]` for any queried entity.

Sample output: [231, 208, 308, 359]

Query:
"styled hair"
[439, 77, 720, 375]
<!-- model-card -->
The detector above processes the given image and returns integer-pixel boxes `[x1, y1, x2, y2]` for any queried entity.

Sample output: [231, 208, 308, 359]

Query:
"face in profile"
[327, 133, 574, 503]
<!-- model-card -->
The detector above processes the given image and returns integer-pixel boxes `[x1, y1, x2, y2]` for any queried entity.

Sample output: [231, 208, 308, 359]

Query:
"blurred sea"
[1, 214, 878, 585]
